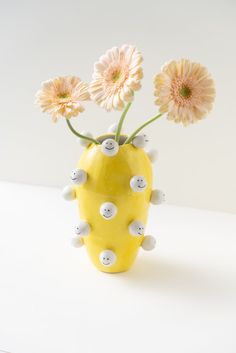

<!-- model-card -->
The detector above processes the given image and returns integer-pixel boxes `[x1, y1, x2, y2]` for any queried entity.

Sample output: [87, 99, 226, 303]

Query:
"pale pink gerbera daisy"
[35, 76, 90, 122]
[89, 45, 143, 111]
[154, 59, 215, 125]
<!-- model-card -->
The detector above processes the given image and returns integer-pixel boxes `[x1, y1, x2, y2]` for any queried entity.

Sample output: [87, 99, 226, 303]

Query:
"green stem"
[115, 102, 132, 142]
[124, 113, 163, 144]
[66, 119, 99, 144]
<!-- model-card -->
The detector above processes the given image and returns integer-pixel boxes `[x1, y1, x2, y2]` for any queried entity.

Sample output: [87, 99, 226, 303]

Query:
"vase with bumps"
[62, 131, 164, 272]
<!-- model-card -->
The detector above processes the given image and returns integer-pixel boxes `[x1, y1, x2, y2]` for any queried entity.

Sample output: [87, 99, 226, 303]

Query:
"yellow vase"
[64, 134, 158, 273]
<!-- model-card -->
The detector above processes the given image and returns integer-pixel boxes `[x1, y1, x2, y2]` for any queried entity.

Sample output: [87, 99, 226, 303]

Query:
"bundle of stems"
[66, 102, 162, 145]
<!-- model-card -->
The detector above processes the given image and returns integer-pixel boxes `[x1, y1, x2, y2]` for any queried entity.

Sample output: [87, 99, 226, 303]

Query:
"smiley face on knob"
[101, 139, 119, 157]
[70, 169, 87, 185]
[130, 175, 147, 192]
[99, 250, 116, 267]
[132, 134, 149, 148]
[100, 202, 117, 220]
[74, 221, 91, 236]
[129, 220, 145, 236]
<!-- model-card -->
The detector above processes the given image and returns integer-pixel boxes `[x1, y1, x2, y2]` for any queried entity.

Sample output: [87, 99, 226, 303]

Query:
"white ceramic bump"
[78, 130, 93, 147]
[132, 134, 149, 149]
[107, 123, 119, 134]
[99, 250, 117, 267]
[132, 135, 145, 148]
[141, 235, 156, 250]
[100, 202, 117, 220]
[101, 139, 119, 157]
[150, 189, 166, 205]
[75, 221, 91, 236]
[70, 169, 87, 185]
[128, 220, 145, 236]
[147, 149, 158, 163]
[130, 176, 147, 192]
[71, 236, 84, 248]
[62, 185, 76, 201]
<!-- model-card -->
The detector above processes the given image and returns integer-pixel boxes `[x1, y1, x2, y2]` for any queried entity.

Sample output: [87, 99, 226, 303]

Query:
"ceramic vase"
[63, 134, 161, 273]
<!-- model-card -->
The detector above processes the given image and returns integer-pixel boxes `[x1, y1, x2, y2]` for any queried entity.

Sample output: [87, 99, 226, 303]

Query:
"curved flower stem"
[124, 113, 163, 144]
[66, 119, 100, 144]
[115, 102, 132, 143]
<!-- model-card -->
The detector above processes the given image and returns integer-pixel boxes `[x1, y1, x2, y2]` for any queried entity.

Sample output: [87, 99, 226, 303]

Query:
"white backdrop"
[0, 0, 235, 213]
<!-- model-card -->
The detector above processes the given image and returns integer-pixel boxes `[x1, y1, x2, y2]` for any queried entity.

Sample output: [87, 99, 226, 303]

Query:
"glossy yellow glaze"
[75, 136, 153, 272]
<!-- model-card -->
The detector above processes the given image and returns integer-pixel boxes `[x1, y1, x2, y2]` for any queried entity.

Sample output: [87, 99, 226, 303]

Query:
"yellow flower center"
[58, 92, 69, 99]
[111, 70, 121, 83]
[179, 86, 191, 98]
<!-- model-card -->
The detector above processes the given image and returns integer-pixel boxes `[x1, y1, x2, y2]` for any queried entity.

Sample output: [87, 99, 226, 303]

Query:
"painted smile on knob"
[100, 202, 117, 220]
[130, 176, 147, 192]
[99, 250, 116, 267]
[101, 139, 119, 156]
[103, 213, 112, 218]
[138, 184, 146, 189]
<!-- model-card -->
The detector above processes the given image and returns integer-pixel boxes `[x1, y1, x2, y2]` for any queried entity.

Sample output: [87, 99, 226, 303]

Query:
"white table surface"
[0, 182, 235, 353]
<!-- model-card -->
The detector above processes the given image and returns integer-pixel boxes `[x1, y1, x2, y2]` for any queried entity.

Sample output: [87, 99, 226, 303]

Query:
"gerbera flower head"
[89, 44, 143, 111]
[35, 76, 90, 122]
[154, 59, 215, 125]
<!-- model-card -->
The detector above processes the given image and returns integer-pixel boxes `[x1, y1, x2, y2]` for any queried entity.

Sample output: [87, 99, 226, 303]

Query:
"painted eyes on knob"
[99, 250, 116, 266]
[101, 139, 119, 156]
[132, 134, 149, 148]
[70, 169, 87, 185]
[130, 175, 147, 192]
[129, 220, 145, 236]
[100, 202, 117, 220]
[74, 221, 91, 236]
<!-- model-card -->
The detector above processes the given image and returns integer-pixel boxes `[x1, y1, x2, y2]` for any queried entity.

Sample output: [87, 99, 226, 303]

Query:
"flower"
[89, 45, 143, 111]
[154, 59, 215, 125]
[35, 76, 90, 122]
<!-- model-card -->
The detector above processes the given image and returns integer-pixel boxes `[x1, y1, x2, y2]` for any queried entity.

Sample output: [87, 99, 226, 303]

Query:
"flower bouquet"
[36, 44, 215, 273]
